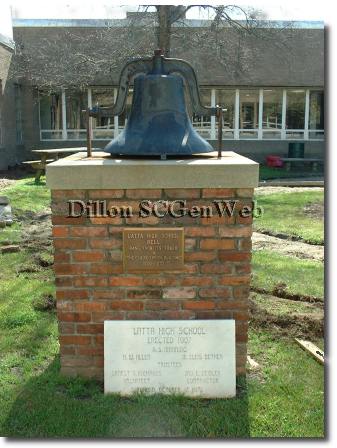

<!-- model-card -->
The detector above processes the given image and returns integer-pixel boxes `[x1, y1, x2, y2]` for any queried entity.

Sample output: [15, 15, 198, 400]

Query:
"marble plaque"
[123, 228, 184, 272]
[104, 320, 236, 398]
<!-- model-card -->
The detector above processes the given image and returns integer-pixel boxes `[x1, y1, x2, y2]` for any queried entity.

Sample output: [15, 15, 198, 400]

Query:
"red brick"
[125, 215, 159, 225]
[233, 311, 249, 320]
[184, 251, 217, 262]
[202, 188, 235, 198]
[185, 238, 197, 251]
[126, 289, 162, 300]
[143, 277, 179, 287]
[126, 189, 162, 199]
[88, 189, 124, 199]
[60, 335, 92, 345]
[110, 300, 144, 311]
[53, 227, 69, 238]
[184, 226, 216, 237]
[164, 188, 200, 199]
[89, 238, 122, 249]
[54, 252, 70, 263]
[59, 322, 75, 334]
[163, 287, 196, 299]
[70, 227, 107, 237]
[238, 238, 252, 251]
[73, 277, 108, 287]
[201, 215, 235, 225]
[54, 239, 87, 250]
[199, 287, 231, 298]
[52, 190, 86, 200]
[218, 251, 251, 262]
[235, 263, 251, 274]
[55, 276, 73, 287]
[200, 264, 233, 274]
[90, 263, 123, 275]
[56, 289, 89, 300]
[200, 239, 235, 250]
[92, 311, 124, 322]
[76, 323, 104, 334]
[126, 311, 161, 320]
[144, 301, 179, 310]
[57, 301, 73, 311]
[236, 188, 254, 198]
[218, 275, 251, 286]
[61, 355, 95, 367]
[215, 300, 247, 310]
[74, 302, 107, 312]
[93, 290, 125, 300]
[181, 276, 214, 286]
[219, 226, 252, 238]
[109, 277, 143, 286]
[52, 216, 86, 225]
[58, 312, 91, 322]
[194, 310, 233, 319]
[60, 346, 76, 355]
[236, 215, 253, 225]
[73, 251, 105, 262]
[77, 346, 104, 356]
[54, 264, 89, 275]
[233, 286, 250, 299]
[90, 217, 123, 225]
[184, 300, 215, 310]
[161, 310, 195, 319]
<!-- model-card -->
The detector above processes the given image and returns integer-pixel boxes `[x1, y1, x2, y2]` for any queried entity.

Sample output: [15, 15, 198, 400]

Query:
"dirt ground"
[252, 232, 324, 261]
[255, 186, 324, 196]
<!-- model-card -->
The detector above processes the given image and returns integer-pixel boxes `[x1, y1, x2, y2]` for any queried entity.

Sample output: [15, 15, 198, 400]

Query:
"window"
[262, 89, 282, 139]
[309, 91, 324, 139]
[39, 91, 63, 140]
[191, 88, 212, 139]
[91, 87, 115, 139]
[66, 90, 87, 140]
[217, 89, 235, 139]
[286, 89, 305, 139]
[239, 90, 259, 138]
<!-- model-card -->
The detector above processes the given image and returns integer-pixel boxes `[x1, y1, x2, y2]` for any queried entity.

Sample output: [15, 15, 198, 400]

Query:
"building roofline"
[0, 32, 15, 51]
[12, 18, 324, 29]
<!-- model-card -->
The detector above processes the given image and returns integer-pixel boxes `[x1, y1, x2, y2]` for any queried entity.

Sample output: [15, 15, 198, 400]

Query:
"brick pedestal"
[47, 151, 259, 379]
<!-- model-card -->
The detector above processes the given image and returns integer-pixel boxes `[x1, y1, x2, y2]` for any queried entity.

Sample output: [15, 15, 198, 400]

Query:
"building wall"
[1, 21, 325, 168]
[0, 42, 17, 170]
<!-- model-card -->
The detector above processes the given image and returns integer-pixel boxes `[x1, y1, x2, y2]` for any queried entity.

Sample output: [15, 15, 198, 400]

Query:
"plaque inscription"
[104, 320, 236, 398]
[123, 228, 184, 272]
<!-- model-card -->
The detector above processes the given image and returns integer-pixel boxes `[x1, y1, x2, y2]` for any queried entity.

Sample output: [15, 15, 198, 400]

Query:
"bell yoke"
[89, 50, 218, 157]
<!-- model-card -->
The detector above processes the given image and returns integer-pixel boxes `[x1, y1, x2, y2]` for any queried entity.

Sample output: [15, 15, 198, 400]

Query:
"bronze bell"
[90, 50, 217, 158]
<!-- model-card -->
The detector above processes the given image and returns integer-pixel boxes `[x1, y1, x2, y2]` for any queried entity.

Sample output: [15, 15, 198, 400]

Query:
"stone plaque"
[104, 320, 236, 398]
[123, 228, 184, 272]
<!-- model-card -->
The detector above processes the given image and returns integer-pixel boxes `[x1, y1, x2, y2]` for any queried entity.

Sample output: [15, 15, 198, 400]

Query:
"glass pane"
[39, 92, 63, 131]
[66, 91, 87, 129]
[286, 90, 305, 129]
[192, 88, 211, 138]
[239, 90, 259, 130]
[91, 87, 115, 133]
[217, 89, 235, 131]
[309, 91, 324, 130]
[263, 90, 282, 130]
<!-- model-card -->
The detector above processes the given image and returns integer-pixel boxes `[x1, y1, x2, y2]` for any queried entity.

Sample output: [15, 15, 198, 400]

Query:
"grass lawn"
[259, 165, 324, 181]
[254, 191, 324, 244]
[252, 250, 324, 299]
[0, 176, 324, 437]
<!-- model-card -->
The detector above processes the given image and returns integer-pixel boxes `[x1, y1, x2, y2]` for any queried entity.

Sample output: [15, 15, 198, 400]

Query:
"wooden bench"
[23, 147, 94, 183]
[280, 157, 324, 172]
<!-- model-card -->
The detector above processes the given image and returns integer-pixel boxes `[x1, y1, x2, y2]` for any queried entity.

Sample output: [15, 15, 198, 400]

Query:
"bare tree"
[9, 4, 294, 91]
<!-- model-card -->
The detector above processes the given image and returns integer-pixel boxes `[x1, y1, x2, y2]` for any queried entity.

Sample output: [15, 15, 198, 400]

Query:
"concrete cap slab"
[46, 151, 259, 189]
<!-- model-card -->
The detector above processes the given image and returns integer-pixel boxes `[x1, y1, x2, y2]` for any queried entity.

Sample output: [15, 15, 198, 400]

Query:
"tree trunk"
[157, 6, 171, 57]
